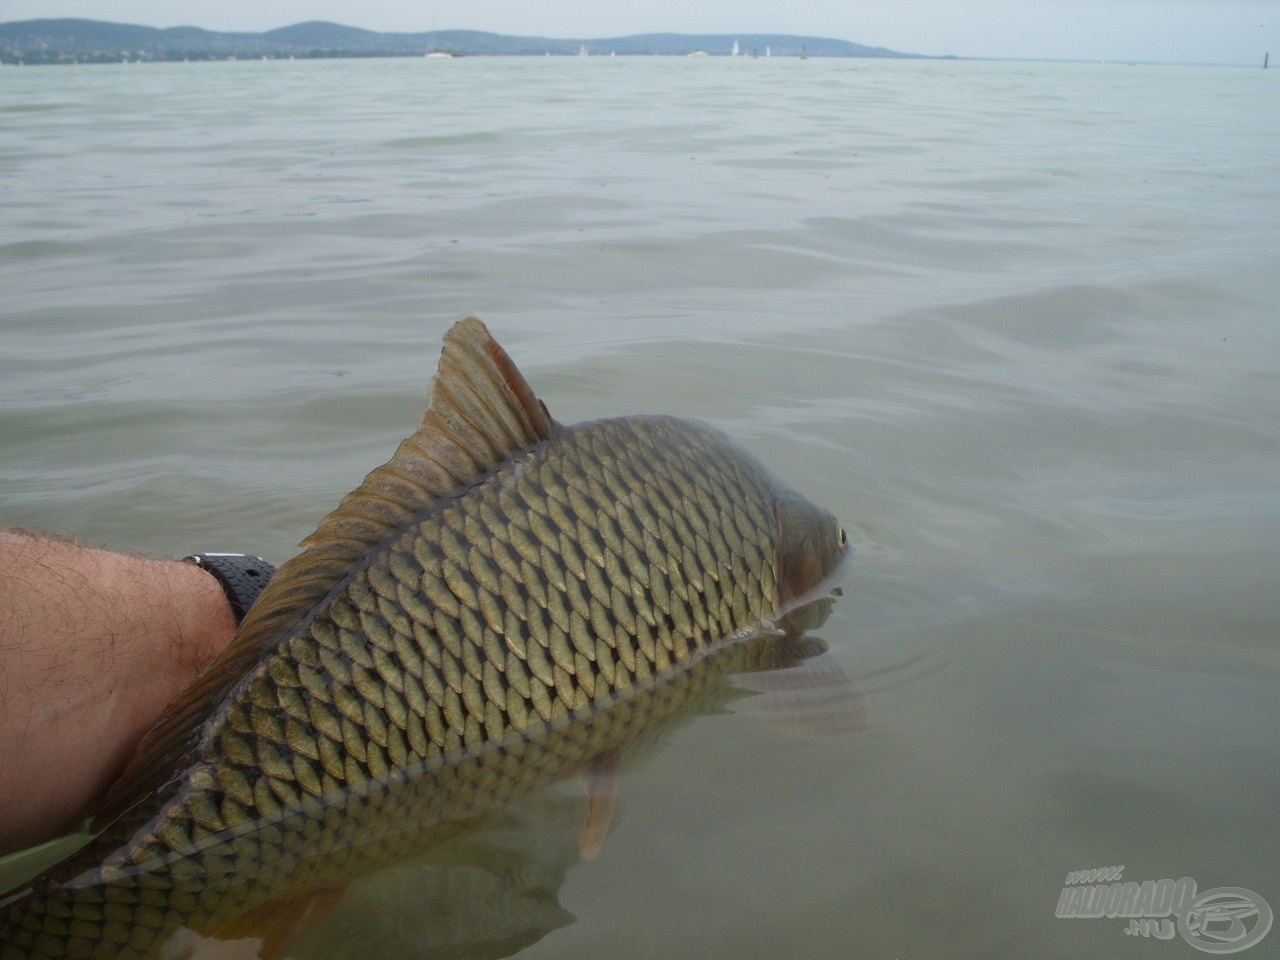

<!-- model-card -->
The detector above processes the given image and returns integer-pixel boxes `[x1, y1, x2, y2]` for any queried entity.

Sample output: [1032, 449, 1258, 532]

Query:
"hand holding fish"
[1, 319, 850, 959]
[0, 531, 238, 854]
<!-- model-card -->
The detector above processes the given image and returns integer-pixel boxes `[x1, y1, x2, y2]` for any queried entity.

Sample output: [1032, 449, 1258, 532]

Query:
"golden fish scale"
[3, 417, 784, 959]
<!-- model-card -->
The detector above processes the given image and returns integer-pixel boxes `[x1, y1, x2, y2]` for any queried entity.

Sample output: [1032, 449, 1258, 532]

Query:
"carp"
[0, 318, 848, 958]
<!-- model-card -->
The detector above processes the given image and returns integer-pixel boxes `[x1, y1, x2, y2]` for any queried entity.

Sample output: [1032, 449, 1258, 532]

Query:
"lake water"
[1, 55, 1278, 958]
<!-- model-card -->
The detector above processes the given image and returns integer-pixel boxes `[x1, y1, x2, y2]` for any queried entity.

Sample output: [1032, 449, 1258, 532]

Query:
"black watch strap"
[183, 553, 276, 624]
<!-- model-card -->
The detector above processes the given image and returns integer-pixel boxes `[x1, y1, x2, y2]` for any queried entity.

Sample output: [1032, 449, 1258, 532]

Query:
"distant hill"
[0, 19, 932, 64]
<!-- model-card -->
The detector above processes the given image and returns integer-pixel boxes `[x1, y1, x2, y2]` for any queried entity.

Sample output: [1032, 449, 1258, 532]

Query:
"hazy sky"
[0, 0, 1272, 64]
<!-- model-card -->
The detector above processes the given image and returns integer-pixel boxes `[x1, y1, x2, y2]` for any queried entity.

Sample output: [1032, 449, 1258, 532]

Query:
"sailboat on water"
[731, 39, 740, 57]
[425, 18, 453, 58]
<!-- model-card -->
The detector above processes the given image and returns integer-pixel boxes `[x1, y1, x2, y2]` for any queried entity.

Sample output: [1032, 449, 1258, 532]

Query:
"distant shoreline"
[0, 18, 944, 66]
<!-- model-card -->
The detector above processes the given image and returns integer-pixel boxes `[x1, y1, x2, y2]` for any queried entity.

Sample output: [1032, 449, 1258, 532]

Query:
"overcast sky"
[0, 0, 1272, 64]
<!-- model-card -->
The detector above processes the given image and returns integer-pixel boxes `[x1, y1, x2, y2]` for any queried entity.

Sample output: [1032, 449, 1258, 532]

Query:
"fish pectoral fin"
[577, 748, 621, 860]
[733, 638, 868, 739]
[204, 886, 348, 960]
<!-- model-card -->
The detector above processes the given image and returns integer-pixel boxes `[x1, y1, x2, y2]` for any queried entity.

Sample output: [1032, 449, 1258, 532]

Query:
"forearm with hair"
[0, 529, 236, 853]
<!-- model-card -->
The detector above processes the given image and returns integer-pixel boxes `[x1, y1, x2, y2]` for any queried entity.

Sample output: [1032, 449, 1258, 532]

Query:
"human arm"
[0, 530, 238, 854]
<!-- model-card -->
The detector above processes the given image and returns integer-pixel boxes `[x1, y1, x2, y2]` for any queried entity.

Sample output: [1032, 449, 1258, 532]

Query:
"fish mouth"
[774, 545, 851, 634]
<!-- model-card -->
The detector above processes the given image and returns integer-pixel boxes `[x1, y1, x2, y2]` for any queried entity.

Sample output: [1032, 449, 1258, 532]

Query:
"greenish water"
[1, 56, 1278, 958]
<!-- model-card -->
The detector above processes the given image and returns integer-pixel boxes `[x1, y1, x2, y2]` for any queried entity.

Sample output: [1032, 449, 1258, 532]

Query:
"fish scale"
[1, 321, 845, 958]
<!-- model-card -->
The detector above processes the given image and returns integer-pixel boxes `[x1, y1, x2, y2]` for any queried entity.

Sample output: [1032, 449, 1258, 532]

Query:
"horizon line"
[0, 17, 1265, 68]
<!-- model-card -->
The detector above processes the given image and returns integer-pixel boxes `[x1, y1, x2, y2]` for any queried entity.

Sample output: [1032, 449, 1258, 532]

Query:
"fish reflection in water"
[163, 796, 583, 960]
[1, 319, 854, 959]
[301, 797, 583, 960]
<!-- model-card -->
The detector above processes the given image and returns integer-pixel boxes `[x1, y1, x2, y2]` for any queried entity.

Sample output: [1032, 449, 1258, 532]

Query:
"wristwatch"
[183, 553, 277, 624]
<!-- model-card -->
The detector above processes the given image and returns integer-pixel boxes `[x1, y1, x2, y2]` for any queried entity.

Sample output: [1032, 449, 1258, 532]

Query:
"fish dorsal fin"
[94, 318, 555, 828]
[300, 316, 554, 557]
